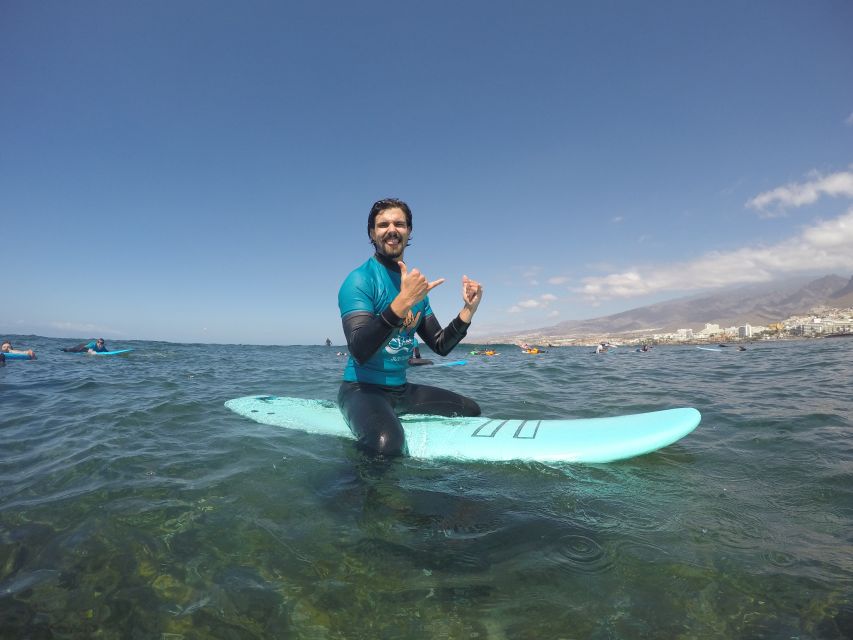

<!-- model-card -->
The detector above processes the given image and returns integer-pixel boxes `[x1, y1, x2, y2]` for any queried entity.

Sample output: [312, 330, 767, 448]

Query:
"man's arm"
[342, 308, 403, 365]
[417, 274, 483, 355]
[417, 313, 470, 356]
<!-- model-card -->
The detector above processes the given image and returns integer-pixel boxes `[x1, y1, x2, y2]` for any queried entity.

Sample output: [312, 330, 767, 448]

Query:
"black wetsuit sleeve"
[62, 342, 89, 353]
[417, 313, 469, 357]
[342, 308, 404, 365]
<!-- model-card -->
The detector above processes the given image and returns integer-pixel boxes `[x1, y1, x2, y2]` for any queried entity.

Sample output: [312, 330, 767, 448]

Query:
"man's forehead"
[374, 208, 407, 222]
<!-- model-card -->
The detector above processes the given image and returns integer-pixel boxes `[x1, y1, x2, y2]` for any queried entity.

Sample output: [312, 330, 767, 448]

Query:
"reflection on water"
[1, 336, 852, 638]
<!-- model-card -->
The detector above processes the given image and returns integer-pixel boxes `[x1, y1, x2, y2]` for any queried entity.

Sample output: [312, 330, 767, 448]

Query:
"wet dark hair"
[367, 198, 412, 242]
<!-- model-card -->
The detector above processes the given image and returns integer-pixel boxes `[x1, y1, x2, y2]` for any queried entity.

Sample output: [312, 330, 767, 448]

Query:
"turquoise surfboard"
[63, 349, 134, 356]
[2, 352, 35, 360]
[224, 395, 700, 463]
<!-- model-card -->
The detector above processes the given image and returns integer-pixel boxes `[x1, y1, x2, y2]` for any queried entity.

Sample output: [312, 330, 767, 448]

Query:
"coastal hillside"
[488, 274, 853, 340]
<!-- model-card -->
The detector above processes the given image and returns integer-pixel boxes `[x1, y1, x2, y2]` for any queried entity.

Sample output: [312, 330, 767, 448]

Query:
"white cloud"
[578, 208, 853, 301]
[506, 265, 543, 286]
[746, 170, 853, 215]
[548, 276, 570, 285]
[611, 216, 624, 224]
[846, 112, 853, 126]
[508, 293, 559, 313]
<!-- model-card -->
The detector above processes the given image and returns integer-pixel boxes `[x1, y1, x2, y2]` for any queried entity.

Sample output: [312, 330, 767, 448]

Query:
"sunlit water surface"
[2, 336, 852, 639]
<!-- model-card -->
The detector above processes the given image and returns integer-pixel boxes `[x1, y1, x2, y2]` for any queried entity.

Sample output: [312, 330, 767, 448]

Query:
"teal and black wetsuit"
[337, 253, 480, 456]
[62, 340, 107, 353]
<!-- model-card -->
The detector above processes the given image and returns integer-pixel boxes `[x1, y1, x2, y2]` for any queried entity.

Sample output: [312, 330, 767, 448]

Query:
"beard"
[374, 233, 407, 259]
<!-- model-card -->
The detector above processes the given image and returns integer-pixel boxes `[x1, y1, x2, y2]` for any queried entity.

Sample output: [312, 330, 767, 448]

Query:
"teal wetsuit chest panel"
[86, 341, 107, 353]
[339, 256, 432, 385]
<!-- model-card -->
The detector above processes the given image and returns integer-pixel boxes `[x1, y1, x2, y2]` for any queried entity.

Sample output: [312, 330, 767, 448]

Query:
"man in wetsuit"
[337, 198, 483, 456]
[62, 338, 109, 353]
[1, 340, 36, 359]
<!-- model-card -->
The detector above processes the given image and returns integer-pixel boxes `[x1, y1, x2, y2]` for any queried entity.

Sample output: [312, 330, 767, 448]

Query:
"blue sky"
[2, 1, 852, 345]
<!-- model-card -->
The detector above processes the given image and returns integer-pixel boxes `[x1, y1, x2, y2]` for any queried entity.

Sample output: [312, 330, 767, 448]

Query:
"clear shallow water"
[2, 336, 852, 639]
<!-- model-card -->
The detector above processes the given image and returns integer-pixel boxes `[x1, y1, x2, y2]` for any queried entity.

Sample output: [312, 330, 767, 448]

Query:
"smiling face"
[369, 207, 411, 261]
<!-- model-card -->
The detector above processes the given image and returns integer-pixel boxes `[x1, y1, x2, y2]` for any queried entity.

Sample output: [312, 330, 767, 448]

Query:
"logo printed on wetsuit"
[385, 334, 415, 358]
[385, 311, 420, 359]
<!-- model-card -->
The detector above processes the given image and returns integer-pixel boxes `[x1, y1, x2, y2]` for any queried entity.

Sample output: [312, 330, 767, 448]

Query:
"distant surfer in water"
[62, 338, 109, 353]
[337, 198, 483, 456]
[1, 340, 36, 359]
[407, 345, 433, 366]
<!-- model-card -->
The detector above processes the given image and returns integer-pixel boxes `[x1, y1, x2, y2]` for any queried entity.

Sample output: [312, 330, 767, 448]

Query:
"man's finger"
[427, 278, 446, 291]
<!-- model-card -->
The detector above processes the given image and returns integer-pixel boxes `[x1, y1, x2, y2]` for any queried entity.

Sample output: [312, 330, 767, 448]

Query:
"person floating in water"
[407, 344, 434, 366]
[62, 338, 109, 353]
[325, 338, 332, 346]
[337, 197, 483, 456]
[1, 340, 36, 359]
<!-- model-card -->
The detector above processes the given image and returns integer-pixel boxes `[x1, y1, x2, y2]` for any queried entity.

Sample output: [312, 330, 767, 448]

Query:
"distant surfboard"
[62, 349, 134, 356]
[433, 359, 466, 368]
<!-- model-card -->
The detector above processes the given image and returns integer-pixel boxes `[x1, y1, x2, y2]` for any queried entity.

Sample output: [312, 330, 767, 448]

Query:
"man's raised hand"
[398, 261, 445, 307]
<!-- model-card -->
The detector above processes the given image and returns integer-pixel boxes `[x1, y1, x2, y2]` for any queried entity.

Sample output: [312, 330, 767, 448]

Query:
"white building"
[697, 323, 720, 337]
[675, 328, 694, 341]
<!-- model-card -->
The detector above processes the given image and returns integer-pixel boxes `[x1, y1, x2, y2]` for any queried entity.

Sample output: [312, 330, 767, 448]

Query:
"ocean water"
[1, 335, 852, 639]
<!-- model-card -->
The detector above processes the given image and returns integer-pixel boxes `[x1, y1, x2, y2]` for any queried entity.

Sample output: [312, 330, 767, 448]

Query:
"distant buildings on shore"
[488, 306, 853, 347]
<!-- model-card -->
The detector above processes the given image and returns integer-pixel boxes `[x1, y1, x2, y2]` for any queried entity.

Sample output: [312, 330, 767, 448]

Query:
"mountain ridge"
[480, 274, 853, 341]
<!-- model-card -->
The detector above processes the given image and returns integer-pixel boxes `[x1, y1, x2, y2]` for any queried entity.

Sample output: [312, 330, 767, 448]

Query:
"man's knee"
[463, 397, 481, 417]
[359, 426, 407, 457]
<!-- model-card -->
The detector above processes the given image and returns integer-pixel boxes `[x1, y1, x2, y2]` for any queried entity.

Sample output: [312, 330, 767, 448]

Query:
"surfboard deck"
[433, 359, 466, 368]
[61, 348, 134, 356]
[3, 352, 34, 360]
[225, 395, 701, 463]
[73, 349, 134, 356]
